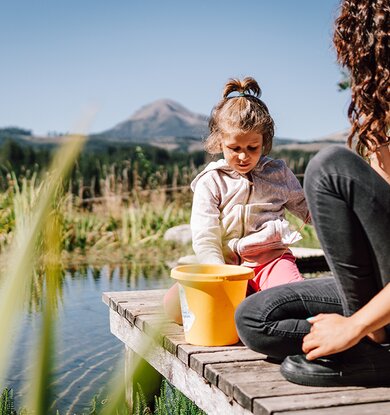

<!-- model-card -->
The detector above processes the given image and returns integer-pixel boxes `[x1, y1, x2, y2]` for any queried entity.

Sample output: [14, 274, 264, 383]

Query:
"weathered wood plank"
[283, 402, 390, 415]
[109, 308, 253, 415]
[177, 343, 249, 366]
[102, 291, 112, 306]
[235, 381, 361, 412]
[163, 333, 187, 355]
[253, 388, 390, 415]
[133, 313, 170, 331]
[103, 289, 166, 311]
[120, 304, 163, 321]
[189, 349, 267, 376]
[133, 314, 183, 342]
[104, 290, 390, 415]
[204, 361, 281, 395]
[106, 289, 167, 301]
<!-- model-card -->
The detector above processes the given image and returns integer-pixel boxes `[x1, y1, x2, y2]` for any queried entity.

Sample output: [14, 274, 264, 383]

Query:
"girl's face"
[222, 131, 263, 175]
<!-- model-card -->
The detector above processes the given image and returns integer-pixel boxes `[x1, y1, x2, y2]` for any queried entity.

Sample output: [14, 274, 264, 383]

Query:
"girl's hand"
[302, 313, 363, 360]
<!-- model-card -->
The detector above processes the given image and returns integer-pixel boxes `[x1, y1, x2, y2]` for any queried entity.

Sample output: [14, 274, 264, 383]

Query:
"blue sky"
[0, 0, 351, 140]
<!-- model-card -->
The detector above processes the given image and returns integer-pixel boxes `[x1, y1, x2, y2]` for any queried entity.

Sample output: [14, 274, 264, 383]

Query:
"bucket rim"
[171, 264, 254, 282]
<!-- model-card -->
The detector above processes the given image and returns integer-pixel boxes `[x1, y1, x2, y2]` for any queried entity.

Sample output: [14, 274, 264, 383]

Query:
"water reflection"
[7, 264, 327, 414]
[6, 262, 172, 415]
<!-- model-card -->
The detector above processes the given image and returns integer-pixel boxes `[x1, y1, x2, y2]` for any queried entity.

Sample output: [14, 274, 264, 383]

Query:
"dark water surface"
[6, 264, 171, 415]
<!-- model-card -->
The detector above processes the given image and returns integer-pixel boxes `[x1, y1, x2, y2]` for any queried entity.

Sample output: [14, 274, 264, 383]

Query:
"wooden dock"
[103, 289, 390, 415]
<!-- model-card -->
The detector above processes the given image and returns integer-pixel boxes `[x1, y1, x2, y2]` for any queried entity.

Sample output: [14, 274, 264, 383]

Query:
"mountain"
[95, 99, 347, 152]
[99, 99, 209, 142]
[273, 130, 348, 152]
[0, 99, 348, 153]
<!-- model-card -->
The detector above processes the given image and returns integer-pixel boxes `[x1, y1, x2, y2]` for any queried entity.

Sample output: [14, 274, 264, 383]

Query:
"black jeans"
[235, 146, 390, 359]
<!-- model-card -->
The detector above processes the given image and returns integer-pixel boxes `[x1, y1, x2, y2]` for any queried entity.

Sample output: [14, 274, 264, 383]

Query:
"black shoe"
[280, 338, 390, 387]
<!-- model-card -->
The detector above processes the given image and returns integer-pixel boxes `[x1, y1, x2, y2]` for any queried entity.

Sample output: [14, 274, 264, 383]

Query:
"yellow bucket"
[171, 264, 254, 346]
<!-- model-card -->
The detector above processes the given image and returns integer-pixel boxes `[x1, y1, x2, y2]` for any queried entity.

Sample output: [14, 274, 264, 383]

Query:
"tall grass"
[0, 132, 160, 414]
[0, 134, 85, 387]
[0, 170, 317, 268]
[0, 176, 193, 267]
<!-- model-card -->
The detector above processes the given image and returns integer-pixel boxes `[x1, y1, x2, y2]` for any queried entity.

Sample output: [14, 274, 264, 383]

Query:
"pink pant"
[247, 252, 303, 295]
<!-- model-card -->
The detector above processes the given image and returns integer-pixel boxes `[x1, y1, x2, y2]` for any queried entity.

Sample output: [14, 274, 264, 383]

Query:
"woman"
[235, 0, 390, 386]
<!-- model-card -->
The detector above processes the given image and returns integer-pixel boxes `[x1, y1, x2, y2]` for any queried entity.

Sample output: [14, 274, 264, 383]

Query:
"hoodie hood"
[191, 156, 274, 191]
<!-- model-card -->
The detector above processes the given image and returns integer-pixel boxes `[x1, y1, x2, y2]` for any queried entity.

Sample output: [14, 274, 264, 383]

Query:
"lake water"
[6, 264, 172, 415]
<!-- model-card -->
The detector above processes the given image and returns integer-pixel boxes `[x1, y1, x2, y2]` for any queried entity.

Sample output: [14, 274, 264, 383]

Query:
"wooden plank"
[177, 343, 249, 366]
[105, 289, 167, 301]
[189, 349, 267, 376]
[283, 401, 390, 415]
[102, 290, 146, 308]
[120, 304, 163, 321]
[134, 313, 169, 331]
[103, 289, 166, 311]
[104, 290, 390, 415]
[163, 333, 187, 355]
[102, 291, 112, 306]
[204, 360, 280, 393]
[253, 388, 390, 415]
[235, 381, 361, 413]
[132, 315, 184, 352]
[109, 308, 253, 415]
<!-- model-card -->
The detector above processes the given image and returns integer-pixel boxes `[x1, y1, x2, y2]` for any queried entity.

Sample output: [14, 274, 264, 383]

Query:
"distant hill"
[273, 130, 348, 152]
[93, 99, 208, 151]
[0, 99, 348, 153]
[93, 98, 346, 152]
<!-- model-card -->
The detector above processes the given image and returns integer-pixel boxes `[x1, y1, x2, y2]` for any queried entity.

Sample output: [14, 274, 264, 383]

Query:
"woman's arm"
[303, 283, 390, 360]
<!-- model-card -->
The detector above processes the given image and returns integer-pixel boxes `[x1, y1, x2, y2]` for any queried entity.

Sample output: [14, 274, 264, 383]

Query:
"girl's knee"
[163, 283, 183, 324]
[261, 259, 303, 290]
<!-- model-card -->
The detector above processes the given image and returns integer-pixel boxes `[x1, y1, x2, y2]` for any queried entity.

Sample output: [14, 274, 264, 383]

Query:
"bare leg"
[163, 283, 183, 324]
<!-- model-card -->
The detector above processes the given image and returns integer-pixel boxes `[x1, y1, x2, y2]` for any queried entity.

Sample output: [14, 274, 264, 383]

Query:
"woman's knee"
[235, 297, 274, 354]
[305, 146, 345, 186]
[235, 279, 333, 358]
[304, 145, 362, 193]
[235, 295, 303, 359]
[235, 287, 295, 356]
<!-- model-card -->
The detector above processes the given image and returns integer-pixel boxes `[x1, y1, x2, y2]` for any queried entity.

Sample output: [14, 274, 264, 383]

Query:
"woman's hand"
[302, 313, 363, 360]
[303, 285, 390, 360]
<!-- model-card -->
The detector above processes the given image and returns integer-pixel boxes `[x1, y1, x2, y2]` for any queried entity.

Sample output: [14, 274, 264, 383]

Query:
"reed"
[0, 133, 188, 414]
[0, 134, 85, 382]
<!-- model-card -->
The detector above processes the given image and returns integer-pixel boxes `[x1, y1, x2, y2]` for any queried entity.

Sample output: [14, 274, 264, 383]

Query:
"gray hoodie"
[190, 156, 310, 266]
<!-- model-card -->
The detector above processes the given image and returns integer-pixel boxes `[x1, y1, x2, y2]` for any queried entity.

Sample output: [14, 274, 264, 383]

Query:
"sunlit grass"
[0, 172, 193, 267]
[0, 131, 133, 414]
[0, 130, 193, 414]
[0, 134, 85, 385]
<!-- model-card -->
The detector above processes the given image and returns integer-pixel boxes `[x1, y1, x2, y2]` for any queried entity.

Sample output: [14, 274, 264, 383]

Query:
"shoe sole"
[281, 365, 390, 387]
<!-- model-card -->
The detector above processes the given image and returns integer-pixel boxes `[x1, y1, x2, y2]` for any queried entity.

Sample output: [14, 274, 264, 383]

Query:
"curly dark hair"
[333, 0, 390, 157]
[204, 77, 275, 155]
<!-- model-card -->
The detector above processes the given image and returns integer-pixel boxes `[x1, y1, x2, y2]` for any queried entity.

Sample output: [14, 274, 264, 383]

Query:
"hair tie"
[226, 91, 262, 99]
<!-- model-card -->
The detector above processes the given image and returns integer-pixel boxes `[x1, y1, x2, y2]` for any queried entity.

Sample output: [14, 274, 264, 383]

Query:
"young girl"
[164, 77, 310, 321]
